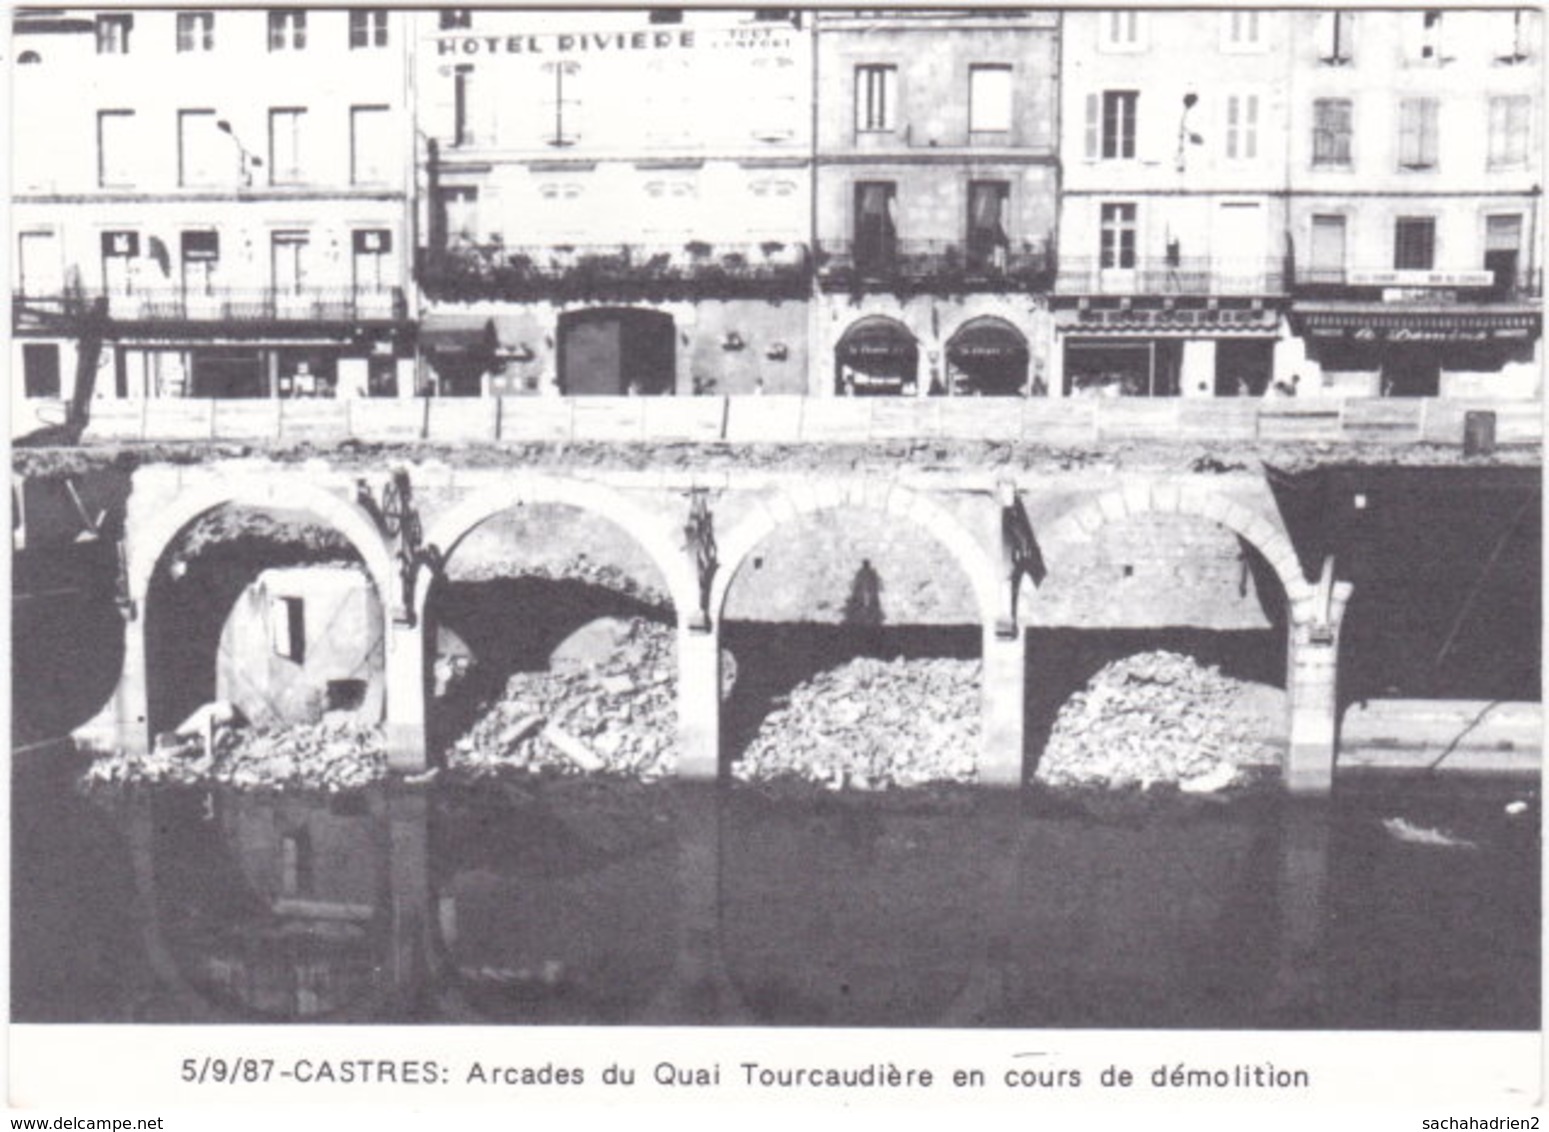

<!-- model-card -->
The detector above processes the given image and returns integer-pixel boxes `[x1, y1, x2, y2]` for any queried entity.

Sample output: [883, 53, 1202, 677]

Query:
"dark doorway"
[558, 308, 676, 396]
[190, 348, 268, 398]
[22, 343, 61, 398]
[1215, 339, 1274, 396]
[1382, 346, 1440, 397]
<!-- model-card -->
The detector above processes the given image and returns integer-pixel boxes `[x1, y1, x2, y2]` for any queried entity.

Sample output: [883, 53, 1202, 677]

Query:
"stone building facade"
[10, 8, 417, 421]
[413, 8, 812, 396]
[813, 10, 1061, 399]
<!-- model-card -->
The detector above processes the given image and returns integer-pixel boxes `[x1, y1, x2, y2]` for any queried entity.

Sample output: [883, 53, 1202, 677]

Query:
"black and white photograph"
[7, 3, 1543, 1121]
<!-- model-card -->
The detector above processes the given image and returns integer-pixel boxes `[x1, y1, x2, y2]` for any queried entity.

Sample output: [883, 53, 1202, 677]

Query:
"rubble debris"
[1381, 816, 1479, 850]
[1034, 650, 1283, 790]
[83, 718, 387, 792]
[733, 655, 982, 790]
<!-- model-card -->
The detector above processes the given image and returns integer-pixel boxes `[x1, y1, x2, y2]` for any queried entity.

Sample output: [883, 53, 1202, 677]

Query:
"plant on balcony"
[684, 240, 713, 258]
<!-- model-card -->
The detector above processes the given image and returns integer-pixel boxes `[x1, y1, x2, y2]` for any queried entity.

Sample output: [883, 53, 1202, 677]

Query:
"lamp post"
[216, 119, 263, 186]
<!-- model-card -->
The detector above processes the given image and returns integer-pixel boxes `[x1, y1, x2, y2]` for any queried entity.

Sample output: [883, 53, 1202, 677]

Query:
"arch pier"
[93, 461, 1349, 793]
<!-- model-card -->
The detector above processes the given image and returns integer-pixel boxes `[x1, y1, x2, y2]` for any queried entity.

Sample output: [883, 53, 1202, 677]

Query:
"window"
[350, 105, 391, 184]
[1087, 90, 1137, 159]
[349, 9, 388, 48]
[95, 13, 131, 54]
[176, 11, 213, 52]
[1309, 215, 1346, 283]
[271, 596, 305, 662]
[1488, 96, 1531, 169]
[1100, 202, 1137, 269]
[855, 65, 897, 132]
[439, 186, 478, 243]
[267, 10, 306, 51]
[1224, 94, 1259, 160]
[748, 55, 797, 143]
[101, 230, 139, 293]
[1397, 97, 1438, 170]
[97, 109, 135, 187]
[1485, 214, 1523, 296]
[1099, 10, 1144, 51]
[1496, 11, 1531, 63]
[854, 181, 897, 272]
[1221, 10, 1263, 51]
[969, 65, 1013, 134]
[542, 60, 582, 147]
[180, 230, 219, 294]
[23, 344, 61, 399]
[1317, 10, 1354, 64]
[453, 64, 475, 146]
[17, 231, 62, 297]
[178, 109, 224, 186]
[1393, 217, 1435, 271]
[439, 9, 471, 29]
[1408, 11, 1448, 64]
[268, 108, 306, 185]
[1312, 98, 1352, 166]
[967, 181, 1010, 271]
[352, 229, 393, 291]
[271, 230, 310, 293]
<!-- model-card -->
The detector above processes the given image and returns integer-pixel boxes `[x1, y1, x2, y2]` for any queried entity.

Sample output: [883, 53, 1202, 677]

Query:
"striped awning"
[1292, 304, 1540, 341]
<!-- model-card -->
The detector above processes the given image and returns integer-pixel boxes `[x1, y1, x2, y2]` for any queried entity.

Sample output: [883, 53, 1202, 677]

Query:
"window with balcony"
[748, 54, 798, 143]
[1393, 217, 1435, 271]
[1086, 90, 1137, 159]
[1312, 98, 1352, 166]
[101, 230, 139, 294]
[440, 9, 471, 29]
[350, 105, 391, 184]
[969, 65, 1013, 135]
[352, 229, 393, 291]
[349, 9, 388, 48]
[97, 109, 136, 187]
[180, 230, 219, 294]
[271, 230, 310, 294]
[1488, 96, 1531, 170]
[855, 65, 897, 133]
[176, 11, 214, 52]
[177, 109, 224, 186]
[1397, 98, 1438, 170]
[438, 186, 479, 244]
[1221, 10, 1264, 52]
[1308, 214, 1346, 284]
[452, 64, 476, 146]
[95, 13, 131, 54]
[967, 181, 1010, 272]
[1316, 10, 1354, 64]
[1100, 202, 1137, 269]
[268, 107, 306, 185]
[1098, 10, 1145, 51]
[1485, 214, 1523, 297]
[1224, 93, 1259, 160]
[854, 181, 897, 274]
[267, 10, 306, 51]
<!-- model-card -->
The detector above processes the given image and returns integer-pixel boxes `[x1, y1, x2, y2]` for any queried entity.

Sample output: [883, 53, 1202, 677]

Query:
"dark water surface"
[11, 750, 1539, 1029]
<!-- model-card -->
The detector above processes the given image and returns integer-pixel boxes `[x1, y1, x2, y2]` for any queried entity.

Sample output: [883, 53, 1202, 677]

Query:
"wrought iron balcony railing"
[815, 239, 1055, 292]
[1291, 265, 1542, 301]
[418, 241, 812, 301]
[12, 286, 407, 325]
[1055, 257, 1287, 297]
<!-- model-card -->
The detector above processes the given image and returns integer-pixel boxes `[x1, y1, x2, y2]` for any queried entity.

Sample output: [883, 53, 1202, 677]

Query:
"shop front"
[835, 316, 918, 396]
[1054, 306, 1282, 398]
[944, 317, 1031, 396]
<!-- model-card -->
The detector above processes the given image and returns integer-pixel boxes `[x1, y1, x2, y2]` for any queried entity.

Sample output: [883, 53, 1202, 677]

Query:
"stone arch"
[128, 476, 395, 610]
[1035, 483, 1313, 618]
[709, 479, 1001, 629]
[418, 474, 698, 625]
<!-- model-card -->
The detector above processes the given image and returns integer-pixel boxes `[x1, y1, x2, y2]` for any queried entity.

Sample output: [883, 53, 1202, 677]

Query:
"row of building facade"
[11, 7, 1543, 414]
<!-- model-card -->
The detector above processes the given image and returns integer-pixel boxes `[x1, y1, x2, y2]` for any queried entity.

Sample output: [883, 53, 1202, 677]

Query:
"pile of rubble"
[446, 616, 681, 780]
[83, 716, 387, 792]
[1034, 650, 1282, 792]
[734, 656, 981, 790]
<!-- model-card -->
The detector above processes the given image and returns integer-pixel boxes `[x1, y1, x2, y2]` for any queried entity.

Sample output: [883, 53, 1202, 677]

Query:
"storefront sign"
[1382, 288, 1455, 303]
[434, 24, 790, 56]
[1348, 269, 1493, 288]
[1307, 323, 1533, 342]
[1069, 307, 1277, 331]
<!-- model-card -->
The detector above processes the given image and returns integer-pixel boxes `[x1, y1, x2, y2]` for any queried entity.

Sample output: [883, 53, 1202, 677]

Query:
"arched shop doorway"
[1063, 338, 1180, 397]
[834, 316, 918, 396]
[945, 317, 1030, 396]
[558, 308, 675, 396]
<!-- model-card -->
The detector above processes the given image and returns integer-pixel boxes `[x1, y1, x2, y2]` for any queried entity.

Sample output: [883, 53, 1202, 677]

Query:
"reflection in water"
[21, 770, 1537, 1029]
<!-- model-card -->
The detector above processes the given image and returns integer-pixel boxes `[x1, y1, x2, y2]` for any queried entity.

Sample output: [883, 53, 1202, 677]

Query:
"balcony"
[816, 239, 1055, 294]
[418, 241, 812, 302]
[12, 286, 407, 330]
[1290, 266, 1542, 303]
[1056, 257, 1287, 298]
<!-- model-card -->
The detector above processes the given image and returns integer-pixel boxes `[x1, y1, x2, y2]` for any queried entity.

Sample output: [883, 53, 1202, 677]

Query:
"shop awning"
[1291, 304, 1540, 342]
[1055, 307, 1281, 335]
[836, 320, 917, 371]
[418, 314, 496, 354]
[947, 320, 1028, 362]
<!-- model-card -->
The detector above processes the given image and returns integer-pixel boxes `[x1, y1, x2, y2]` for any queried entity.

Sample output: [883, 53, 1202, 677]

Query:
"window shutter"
[1398, 100, 1420, 166]
[1084, 92, 1098, 159]
[1245, 95, 1259, 159]
[1225, 96, 1239, 159]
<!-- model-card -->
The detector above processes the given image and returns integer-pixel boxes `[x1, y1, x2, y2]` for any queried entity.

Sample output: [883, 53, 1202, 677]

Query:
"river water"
[12, 747, 1537, 1030]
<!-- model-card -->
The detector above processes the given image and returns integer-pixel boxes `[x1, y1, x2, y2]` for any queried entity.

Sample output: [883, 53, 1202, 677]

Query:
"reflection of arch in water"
[558, 307, 676, 395]
[834, 315, 919, 396]
[944, 316, 1030, 397]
